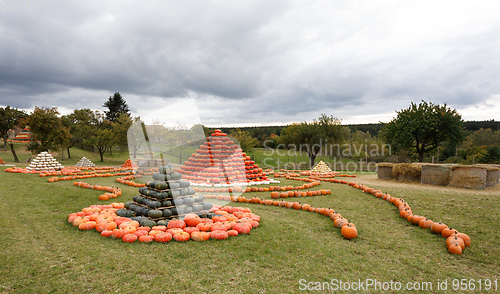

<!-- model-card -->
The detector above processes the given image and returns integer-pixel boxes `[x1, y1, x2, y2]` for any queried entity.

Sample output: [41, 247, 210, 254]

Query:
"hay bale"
[377, 163, 394, 180]
[393, 163, 421, 182]
[450, 165, 487, 189]
[421, 164, 451, 186]
[473, 165, 500, 187]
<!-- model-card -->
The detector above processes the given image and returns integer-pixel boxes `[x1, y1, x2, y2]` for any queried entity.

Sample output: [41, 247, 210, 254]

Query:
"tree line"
[1, 96, 499, 165]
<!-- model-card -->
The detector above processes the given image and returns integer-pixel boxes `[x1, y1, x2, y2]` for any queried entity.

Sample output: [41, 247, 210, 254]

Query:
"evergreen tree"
[103, 92, 130, 122]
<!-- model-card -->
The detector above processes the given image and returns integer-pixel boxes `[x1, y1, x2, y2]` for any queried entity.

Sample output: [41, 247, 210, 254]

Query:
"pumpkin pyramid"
[311, 160, 332, 173]
[0, 157, 5, 165]
[26, 152, 64, 171]
[178, 129, 269, 186]
[118, 164, 214, 227]
[75, 157, 95, 168]
[121, 159, 138, 169]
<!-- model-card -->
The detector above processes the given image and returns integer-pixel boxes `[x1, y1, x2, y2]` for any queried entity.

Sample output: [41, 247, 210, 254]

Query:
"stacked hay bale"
[392, 163, 421, 182]
[377, 163, 395, 180]
[311, 161, 332, 173]
[473, 164, 500, 187]
[75, 157, 96, 168]
[421, 164, 453, 186]
[26, 152, 64, 171]
[450, 165, 487, 189]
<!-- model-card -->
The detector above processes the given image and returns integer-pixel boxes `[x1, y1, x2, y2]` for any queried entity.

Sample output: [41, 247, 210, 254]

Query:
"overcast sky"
[1, 0, 499, 127]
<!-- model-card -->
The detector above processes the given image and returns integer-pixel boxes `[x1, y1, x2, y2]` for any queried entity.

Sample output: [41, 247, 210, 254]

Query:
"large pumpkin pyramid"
[26, 151, 64, 171]
[118, 163, 214, 226]
[179, 129, 269, 186]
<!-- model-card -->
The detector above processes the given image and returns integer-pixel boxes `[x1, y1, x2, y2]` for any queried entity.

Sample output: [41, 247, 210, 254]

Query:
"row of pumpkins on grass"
[214, 195, 358, 240]
[69, 204, 261, 243]
[348, 182, 471, 255]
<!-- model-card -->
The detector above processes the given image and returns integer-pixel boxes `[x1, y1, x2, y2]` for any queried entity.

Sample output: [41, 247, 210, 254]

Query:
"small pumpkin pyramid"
[26, 151, 64, 171]
[311, 160, 332, 173]
[121, 159, 138, 169]
[118, 163, 214, 227]
[0, 157, 5, 165]
[75, 157, 95, 168]
[179, 129, 269, 185]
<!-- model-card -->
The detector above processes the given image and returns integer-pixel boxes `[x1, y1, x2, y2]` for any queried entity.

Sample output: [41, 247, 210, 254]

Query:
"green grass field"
[1, 147, 499, 293]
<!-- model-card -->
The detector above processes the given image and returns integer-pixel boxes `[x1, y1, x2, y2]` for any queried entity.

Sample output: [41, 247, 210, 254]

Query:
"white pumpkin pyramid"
[311, 160, 332, 173]
[75, 157, 95, 167]
[26, 151, 64, 171]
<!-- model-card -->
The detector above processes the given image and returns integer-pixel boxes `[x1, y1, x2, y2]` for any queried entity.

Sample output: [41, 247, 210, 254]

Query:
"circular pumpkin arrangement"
[69, 204, 261, 243]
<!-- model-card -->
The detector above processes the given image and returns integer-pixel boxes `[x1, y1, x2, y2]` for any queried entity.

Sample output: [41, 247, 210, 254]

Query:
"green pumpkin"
[193, 195, 204, 202]
[160, 191, 171, 199]
[162, 208, 172, 218]
[148, 200, 161, 209]
[154, 181, 168, 190]
[157, 219, 168, 226]
[185, 188, 196, 196]
[170, 207, 178, 216]
[184, 206, 193, 214]
[183, 197, 195, 206]
[153, 173, 167, 181]
[173, 198, 184, 206]
[192, 203, 203, 212]
[202, 201, 213, 210]
[140, 219, 157, 228]
[169, 182, 180, 190]
[161, 200, 172, 207]
[124, 201, 133, 209]
[179, 180, 190, 188]
[148, 209, 163, 218]
[176, 206, 186, 215]
[171, 190, 180, 198]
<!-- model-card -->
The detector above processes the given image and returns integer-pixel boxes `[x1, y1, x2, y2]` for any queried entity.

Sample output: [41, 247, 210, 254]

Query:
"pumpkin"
[138, 235, 155, 243]
[151, 225, 167, 232]
[334, 218, 347, 228]
[184, 214, 202, 227]
[448, 243, 462, 255]
[133, 230, 148, 238]
[271, 192, 279, 199]
[183, 227, 200, 234]
[341, 224, 358, 240]
[441, 227, 458, 238]
[154, 232, 173, 243]
[431, 222, 448, 234]
[446, 235, 465, 250]
[122, 234, 138, 243]
[302, 204, 311, 211]
[191, 231, 210, 241]
[456, 233, 471, 247]
[210, 230, 229, 240]
[233, 223, 252, 234]
[418, 218, 434, 229]
[292, 202, 302, 210]
[111, 229, 128, 239]
[96, 221, 117, 232]
[173, 231, 190, 242]
[167, 219, 186, 230]
[227, 229, 239, 236]
[196, 222, 213, 232]
[210, 223, 227, 232]
[78, 221, 97, 231]
[101, 230, 113, 237]
[410, 215, 425, 226]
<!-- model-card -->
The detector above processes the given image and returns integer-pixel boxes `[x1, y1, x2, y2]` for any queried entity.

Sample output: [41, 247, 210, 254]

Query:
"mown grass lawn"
[1, 164, 499, 293]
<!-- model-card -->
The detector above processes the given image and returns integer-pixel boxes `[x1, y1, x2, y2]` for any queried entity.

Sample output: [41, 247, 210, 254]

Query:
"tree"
[380, 101, 465, 162]
[23, 107, 71, 157]
[0, 106, 27, 162]
[280, 114, 344, 167]
[228, 128, 259, 152]
[103, 92, 130, 122]
[61, 108, 95, 158]
[82, 111, 114, 161]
